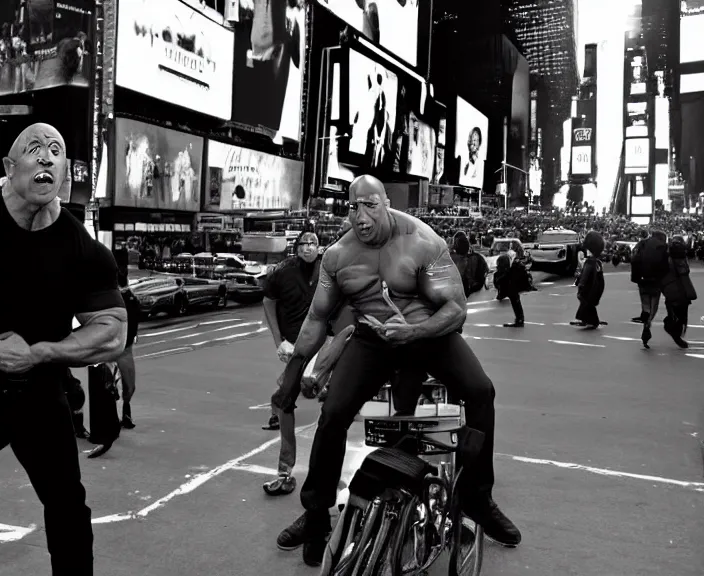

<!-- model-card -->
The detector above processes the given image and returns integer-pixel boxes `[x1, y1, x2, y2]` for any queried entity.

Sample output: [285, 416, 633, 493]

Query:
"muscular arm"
[31, 308, 128, 367]
[262, 297, 283, 348]
[413, 247, 467, 339]
[293, 252, 343, 360]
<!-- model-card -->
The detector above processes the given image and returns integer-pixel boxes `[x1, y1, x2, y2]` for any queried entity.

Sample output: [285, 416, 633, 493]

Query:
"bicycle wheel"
[447, 478, 484, 576]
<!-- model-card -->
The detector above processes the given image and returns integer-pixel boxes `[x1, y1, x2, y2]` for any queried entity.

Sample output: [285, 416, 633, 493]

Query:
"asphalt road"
[1, 268, 704, 576]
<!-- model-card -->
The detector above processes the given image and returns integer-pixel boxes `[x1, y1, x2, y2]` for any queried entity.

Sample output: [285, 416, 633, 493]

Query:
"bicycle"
[319, 379, 485, 576]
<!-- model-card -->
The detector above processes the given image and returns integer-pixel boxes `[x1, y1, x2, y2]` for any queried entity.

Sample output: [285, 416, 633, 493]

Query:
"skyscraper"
[504, 0, 580, 200]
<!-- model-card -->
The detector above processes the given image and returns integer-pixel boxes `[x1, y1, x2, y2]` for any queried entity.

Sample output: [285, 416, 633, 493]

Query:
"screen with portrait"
[347, 48, 398, 169]
[114, 118, 203, 212]
[316, 0, 418, 67]
[391, 80, 437, 180]
[455, 97, 489, 189]
[232, 0, 306, 141]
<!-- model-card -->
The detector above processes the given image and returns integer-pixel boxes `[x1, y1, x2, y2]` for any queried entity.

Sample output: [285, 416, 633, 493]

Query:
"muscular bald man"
[274, 175, 520, 566]
[0, 124, 127, 575]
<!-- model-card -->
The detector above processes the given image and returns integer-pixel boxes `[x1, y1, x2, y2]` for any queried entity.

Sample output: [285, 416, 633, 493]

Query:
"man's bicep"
[419, 250, 466, 307]
[76, 241, 126, 314]
[309, 265, 342, 320]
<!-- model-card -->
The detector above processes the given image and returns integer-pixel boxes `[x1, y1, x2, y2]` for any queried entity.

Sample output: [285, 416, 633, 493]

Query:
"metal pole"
[503, 116, 508, 209]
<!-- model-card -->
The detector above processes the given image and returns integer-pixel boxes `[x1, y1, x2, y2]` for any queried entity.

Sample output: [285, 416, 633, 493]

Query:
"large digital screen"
[347, 48, 398, 168]
[232, 0, 306, 141]
[0, 0, 94, 96]
[206, 141, 304, 211]
[115, 0, 235, 120]
[681, 5, 704, 64]
[455, 97, 488, 189]
[114, 118, 203, 212]
[624, 137, 650, 175]
[391, 80, 437, 180]
[317, 0, 418, 66]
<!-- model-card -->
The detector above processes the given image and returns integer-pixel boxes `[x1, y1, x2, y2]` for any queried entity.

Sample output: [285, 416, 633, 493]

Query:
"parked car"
[529, 228, 582, 275]
[131, 275, 228, 318]
[209, 252, 267, 303]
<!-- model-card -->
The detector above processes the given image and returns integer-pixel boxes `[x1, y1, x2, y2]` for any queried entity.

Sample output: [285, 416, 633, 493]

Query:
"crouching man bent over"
[272, 175, 521, 567]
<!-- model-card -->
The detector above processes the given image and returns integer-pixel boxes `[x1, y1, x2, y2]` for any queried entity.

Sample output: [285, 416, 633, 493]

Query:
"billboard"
[455, 97, 488, 189]
[391, 79, 438, 180]
[624, 137, 649, 175]
[206, 141, 304, 211]
[0, 0, 93, 96]
[680, 1, 704, 64]
[232, 0, 305, 141]
[114, 118, 203, 212]
[316, 0, 419, 66]
[115, 0, 235, 120]
[347, 48, 398, 168]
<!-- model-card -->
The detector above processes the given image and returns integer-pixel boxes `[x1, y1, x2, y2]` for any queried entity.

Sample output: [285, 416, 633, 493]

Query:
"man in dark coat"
[631, 229, 669, 347]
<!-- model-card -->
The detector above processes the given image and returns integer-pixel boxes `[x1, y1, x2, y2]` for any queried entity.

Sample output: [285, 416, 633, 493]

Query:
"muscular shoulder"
[321, 241, 345, 276]
[389, 209, 448, 264]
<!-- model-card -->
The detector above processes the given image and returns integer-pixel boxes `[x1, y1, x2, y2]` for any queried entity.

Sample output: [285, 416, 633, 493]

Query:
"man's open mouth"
[34, 171, 54, 184]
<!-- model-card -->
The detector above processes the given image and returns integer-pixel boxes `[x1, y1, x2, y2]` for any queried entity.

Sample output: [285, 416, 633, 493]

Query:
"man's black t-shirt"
[0, 196, 125, 346]
[263, 256, 320, 344]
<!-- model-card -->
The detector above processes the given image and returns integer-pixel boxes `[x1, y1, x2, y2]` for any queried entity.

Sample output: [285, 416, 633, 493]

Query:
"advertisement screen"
[624, 137, 650, 175]
[0, 0, 93, 96]
[115, 0, 235, 120]
[630, 195, 652, 215]
[114, 118, 203, 212]
[233, 0, 305, 140]
[391, 80, 437, 180]
[571, 145, 592, 175]
[681, 12, 704, 64]
[347, 49, 398, 168]
[207, 141, 304, 211]
[455, 97, 488, 189]
[317, 0, 418, 66]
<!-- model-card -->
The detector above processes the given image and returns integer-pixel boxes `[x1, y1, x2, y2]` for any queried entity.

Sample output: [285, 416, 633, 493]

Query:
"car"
[529, 228, 582, 275]
[131, 275, 228, 318]
[208, 252, 268, 303]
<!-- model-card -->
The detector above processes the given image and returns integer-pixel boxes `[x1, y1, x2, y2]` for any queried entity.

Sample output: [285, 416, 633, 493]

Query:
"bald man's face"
[3, 125, 67, 207]
[349, 181, 389, 245]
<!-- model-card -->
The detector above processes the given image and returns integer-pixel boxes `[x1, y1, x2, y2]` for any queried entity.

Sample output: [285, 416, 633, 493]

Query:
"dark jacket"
[578, 256, 605, 306]
[631, 235, 669, 292]
[494, 255, 531, 298]
[121, 287, 140, 348]
[451, 251, 487, 296]
[661, 243, 697, 306]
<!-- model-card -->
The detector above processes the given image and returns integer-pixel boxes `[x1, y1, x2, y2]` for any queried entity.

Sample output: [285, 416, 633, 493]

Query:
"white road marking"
[191, 327, 269, 346]
[685, 354, 704, 360]
[231, 464, 279, 476]
[548, 340, 605, 348]
[524, 321, 545, 326]
[539, 281, 555, 285]
[465, 307, 493, 315]
[135, 347, 193, 359]
[249, 403, 272, 410]
[174, 321, 261, 340]
[498, 454, 704, 492]
[603, 335, 641, 342]
[469, 323, 493, 327]
[553, 322, 571, 326]
[86, 422, 318, 526]
[0, 523, 36, 543]
[199, 318, 242, 325]
[134, 339, 168, 349]
[466, 299, 496, 307]
[470, 336, 530, 343]
[140, 325, 198, 338]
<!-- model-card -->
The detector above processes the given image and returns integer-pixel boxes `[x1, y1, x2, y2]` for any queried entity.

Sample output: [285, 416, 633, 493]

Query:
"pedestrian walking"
[494, 249, 531, 328]
[631, 229, 669, 348]
[261, 231, 322, 496]
[661, 235, 698, 349]
[0, 123, 127, 576]
[573, 231, 606, 329]
[117, 268, 140, 428]
[630, 229, 650, 322]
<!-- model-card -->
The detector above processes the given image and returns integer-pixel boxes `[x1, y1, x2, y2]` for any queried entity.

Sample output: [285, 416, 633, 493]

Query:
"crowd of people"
[411, 206, 704, 251]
